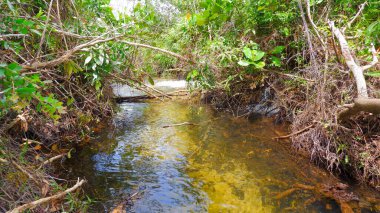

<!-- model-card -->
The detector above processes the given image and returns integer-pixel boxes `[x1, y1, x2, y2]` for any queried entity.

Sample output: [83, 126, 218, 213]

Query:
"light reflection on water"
[64, 99, 378, 212]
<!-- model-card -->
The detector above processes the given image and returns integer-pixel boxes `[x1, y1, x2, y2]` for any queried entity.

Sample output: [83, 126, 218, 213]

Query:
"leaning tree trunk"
[328, 20, 379, 121]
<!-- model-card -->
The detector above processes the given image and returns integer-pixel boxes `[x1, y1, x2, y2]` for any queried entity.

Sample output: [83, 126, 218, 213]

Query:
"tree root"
[338, 98, 380, 121]
[275, 183, 359, 213]
[273, 124, 315, 139]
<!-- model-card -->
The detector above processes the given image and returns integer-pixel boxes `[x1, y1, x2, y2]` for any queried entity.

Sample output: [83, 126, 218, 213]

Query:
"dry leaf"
[51, 144, 59, 152]
[34, 144, 42, 150]
[41, 183, 50, 197]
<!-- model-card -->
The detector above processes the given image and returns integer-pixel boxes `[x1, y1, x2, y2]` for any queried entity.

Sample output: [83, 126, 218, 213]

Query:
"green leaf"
[238, 60, 251, 66]
[147, 76, 154, 85]
[253, 61, 265, 69]
[271, 46, 285, 54]
[243, 47, 252, 60]
[253, 51, 265, 61]
[8, 62, 22, 73]
[365, 72, 380, 77]
[16, 87, 36, 96]
[84, 55, 92, 65]
[270, 56, 281, 67]
[0, 68, 5, 78]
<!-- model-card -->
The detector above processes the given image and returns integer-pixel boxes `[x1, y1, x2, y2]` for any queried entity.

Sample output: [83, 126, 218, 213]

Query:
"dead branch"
[7, 179, 86, 213]
[38, 153, 67, 169]
[119, 41, 192, 63]
[329, 20, 369, 98]
[0, 34, 30, 39]
[273, 124, 315, 139]
[305, 0, 326, 50]
[53, 29, 97, 39]
[36, 0, 54, 59]
[162, 122, 197, 128]
[22, 35, 125, 70]
[115, 92, 188, 102]
[362, 43, 379, 71]
[342, 2, 367, 32]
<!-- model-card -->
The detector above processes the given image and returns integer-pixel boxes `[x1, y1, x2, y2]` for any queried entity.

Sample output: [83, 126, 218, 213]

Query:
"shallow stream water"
[63, 80, 379, 212]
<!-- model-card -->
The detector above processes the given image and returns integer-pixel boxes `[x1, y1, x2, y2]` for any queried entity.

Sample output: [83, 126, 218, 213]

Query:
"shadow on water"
[62, 97, 379, 212]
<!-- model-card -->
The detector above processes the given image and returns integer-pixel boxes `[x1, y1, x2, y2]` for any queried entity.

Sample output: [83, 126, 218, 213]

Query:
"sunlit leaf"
[243, 47, 252, 60]
[238, 60, 250, 66]
[84, 55, 92, 65]
[253, 51, 265, 61]
[253, 61, 265, 69]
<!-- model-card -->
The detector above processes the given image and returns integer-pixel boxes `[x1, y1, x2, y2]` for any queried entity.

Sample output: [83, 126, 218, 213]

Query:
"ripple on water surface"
[63, 100, 379, 212]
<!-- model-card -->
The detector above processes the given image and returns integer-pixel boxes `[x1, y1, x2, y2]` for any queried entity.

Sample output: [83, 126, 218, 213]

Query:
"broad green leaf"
[84, 55, 92, 65]
[243, 47, 252, 60]
[238, 60, 250, 66]
[253, 51, 265, 61]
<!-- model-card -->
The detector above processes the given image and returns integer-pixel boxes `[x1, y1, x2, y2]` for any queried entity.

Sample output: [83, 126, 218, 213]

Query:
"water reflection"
[64, 100, 379, 212]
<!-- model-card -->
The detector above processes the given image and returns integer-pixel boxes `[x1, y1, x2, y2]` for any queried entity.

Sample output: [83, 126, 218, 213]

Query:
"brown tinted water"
[63, 99, 379, 212]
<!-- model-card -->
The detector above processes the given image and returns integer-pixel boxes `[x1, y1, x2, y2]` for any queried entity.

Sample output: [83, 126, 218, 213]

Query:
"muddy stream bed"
[62, 80, 380, 212]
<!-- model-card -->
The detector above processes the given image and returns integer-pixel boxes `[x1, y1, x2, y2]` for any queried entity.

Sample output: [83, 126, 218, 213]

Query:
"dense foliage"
[0, 0, 379, 211]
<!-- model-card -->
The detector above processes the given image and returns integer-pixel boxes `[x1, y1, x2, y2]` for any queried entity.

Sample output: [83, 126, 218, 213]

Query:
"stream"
[63, 80, 379, 212]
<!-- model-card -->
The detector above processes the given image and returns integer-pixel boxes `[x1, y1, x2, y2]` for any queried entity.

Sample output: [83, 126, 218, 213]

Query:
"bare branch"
[305, 0, 326, 50]
[362, 43, 379, 71]
[342, 2, 367, 32]
[22, 35, 125, 70]
[38, 153, 67, 169]
[0, 34, 29, 39]
[36, 0, 54, 59]
[7, 179, 86, 213]
[328, 20, 368, 98]
[53, 29, 97, 39]
[119, 40, 192, 62]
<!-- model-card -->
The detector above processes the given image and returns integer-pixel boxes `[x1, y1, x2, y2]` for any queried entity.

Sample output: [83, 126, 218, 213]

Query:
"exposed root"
[338, 98, 380, 121]
[275, 183, 359, 212]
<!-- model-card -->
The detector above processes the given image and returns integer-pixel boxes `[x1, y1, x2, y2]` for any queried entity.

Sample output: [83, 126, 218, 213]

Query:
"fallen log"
[115, 91, 188, 103]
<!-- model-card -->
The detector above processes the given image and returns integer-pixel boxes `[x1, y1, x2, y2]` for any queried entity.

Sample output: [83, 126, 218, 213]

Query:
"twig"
[362, 43, 378, 71]
[342, 2, 367, 32]
[273, 124, 315, 139]
[7, 179, 86, 213]
[305, 0, 326, 51]
[23, 34, 126, 70]
[0, 34, 30, 39]
[119, 41, 193, 63]
[35, 0, 54, 59]
[38, 153, 67, 169]
[162, 122, 196, 128]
